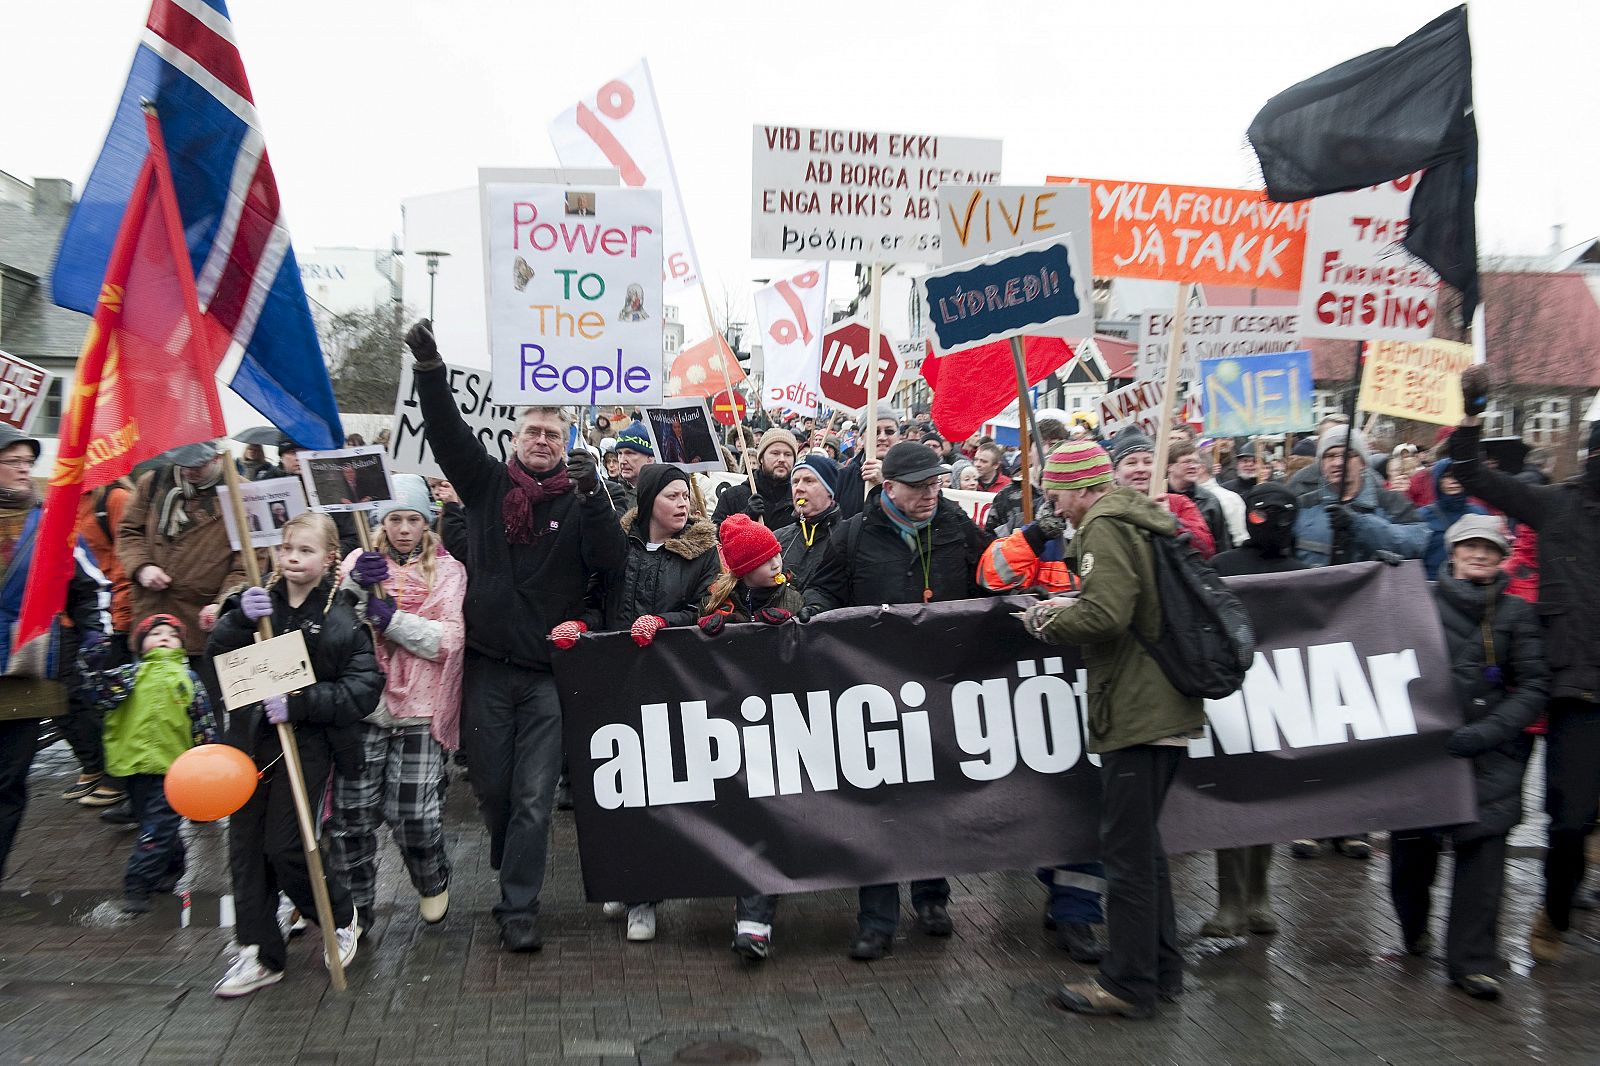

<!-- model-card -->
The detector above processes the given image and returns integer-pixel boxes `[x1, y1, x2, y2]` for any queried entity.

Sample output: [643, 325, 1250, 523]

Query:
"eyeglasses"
[520, 428, 566, 444]
[0, 458, 36, 470]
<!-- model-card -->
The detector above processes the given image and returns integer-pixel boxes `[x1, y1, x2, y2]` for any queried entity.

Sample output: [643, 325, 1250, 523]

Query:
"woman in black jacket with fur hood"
[1389, 514, 1549, 1003]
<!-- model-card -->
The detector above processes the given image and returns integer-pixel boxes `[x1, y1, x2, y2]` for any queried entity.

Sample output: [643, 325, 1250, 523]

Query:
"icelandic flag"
[52, 0, 343, 450]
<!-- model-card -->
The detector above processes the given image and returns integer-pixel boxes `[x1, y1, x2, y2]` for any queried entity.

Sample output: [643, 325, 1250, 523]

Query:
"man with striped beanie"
[1017, 438, 1204, 1020]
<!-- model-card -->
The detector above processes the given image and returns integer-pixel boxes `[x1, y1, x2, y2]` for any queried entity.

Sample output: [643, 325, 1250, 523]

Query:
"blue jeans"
[124, 774, 184, 898]
[857, 879, 949, 935]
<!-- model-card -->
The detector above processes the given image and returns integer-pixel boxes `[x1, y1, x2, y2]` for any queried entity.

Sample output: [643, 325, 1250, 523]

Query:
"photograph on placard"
[641, 398, 723, 473]
[216, 477, 310, 550]
[300, 445, 395, 512]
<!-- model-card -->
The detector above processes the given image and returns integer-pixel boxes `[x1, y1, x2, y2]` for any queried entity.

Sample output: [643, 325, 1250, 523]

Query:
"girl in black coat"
[1389, 514, 1549, 1002]
[595, 464, 719, 649]
[207, 512, 383, 998]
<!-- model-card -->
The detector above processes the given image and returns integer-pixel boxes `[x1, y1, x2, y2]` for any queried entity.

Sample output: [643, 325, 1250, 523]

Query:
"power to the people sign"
[917, 234, 1093, 356]
[481, 173, 665, 405]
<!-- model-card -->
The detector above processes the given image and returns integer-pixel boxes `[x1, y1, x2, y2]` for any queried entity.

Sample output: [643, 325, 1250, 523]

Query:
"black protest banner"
[553, 561, 1473, 901]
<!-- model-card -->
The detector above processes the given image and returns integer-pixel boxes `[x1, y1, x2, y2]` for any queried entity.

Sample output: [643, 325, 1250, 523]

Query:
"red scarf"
[504, 459, 571, 543]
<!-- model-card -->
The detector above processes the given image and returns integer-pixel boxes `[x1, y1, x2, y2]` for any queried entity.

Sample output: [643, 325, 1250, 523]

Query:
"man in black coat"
[774, 454, 841, 590]
[835, 405, 902, 520]
[1391, 513, 1548, 1000]
[404, 320, 626, 953]
[1222, 441, 1266, 494]
[1451, 368, 1600, 965]
[711, 428, 799, 531]
[802, 442, 994, 960]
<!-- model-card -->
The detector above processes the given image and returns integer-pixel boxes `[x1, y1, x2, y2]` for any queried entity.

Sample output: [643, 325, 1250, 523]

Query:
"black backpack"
[1133, 530, 1256, 699]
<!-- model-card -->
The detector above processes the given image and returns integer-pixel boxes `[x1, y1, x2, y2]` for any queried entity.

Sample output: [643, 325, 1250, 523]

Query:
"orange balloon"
[164, 744, 258, 821]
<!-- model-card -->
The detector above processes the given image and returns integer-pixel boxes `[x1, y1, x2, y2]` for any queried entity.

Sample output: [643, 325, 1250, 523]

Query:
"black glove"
[1461, 365, 1491, 418]
[697, 611, 728, 637]
[566, 450, 601, 495]
[746, 494, 767, 521]
[1446, 724, 1490, 758]
[1373, 550, 1405, 567]
[754, 606, 793, 625]
[404, 319, 441, 366]
[1021, 513, 1067, 556]
[1326, 503, 1354, 534]
[797, 603, 823, 623]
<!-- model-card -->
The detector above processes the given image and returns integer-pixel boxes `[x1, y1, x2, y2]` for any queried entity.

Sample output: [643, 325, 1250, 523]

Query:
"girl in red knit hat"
[697, 513, 805, 961]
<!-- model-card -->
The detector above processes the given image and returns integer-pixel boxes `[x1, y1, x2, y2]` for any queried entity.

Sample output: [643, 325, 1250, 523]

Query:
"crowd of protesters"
[0, 328, 1594, 1014]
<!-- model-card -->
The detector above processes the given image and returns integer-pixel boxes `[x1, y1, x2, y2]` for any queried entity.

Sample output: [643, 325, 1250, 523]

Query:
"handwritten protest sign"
[642, 398, 724, 474]
[1200, 350, 1315, 437]
[389, 362, 519, 481]
[217, 477, 309, 550]
[1047, 176, 1309, 289]
[549, 59, 702, 291]
[300, 446, 394, 513]
[752, 264, 828, 417]
[1136, 306, 1303, 382]
[481, 174, 664, 405]
[1298, 175, 1438, 341]
[1098, 378, 1168, 438]
[751, 125, 1001, 262]
[214, 630, 315, 713]
[0, 349, 52, 433]
[919, 235, 1092, 357]
[1358, 339, 1474, 426]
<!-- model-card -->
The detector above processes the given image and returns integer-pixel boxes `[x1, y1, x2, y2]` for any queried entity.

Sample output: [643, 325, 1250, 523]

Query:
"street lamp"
[415, 249, 451, 321]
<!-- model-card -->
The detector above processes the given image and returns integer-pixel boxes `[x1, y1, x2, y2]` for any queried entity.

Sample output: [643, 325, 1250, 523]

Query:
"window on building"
[663, 331, 679, 354]
[1311, 389, 1345, 425]
[1524, 397, 1570, 446]
[38, 378, 64, 436]
[1480, 399, 1512, 438]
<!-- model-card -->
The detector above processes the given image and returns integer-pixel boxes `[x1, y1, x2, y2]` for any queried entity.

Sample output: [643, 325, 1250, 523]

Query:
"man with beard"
[1223, 441, 1266, 494]
[712, 429, 798, 531]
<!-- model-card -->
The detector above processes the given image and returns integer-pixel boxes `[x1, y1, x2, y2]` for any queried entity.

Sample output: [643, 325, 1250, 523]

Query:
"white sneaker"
[601, 900, 627, 919]
[213, 946, 283, 998]
[626, 903, 657, 942]
[419, 889, 449, 924]
[325, 921, 360, 969]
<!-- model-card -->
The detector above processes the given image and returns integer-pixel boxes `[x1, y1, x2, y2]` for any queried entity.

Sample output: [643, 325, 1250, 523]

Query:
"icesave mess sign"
[388, 361, 520, 481]
[1047, 176, 1309, 289]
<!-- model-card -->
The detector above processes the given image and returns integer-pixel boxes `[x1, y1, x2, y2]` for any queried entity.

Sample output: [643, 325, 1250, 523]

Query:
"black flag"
[1247, 6, 1477, 316]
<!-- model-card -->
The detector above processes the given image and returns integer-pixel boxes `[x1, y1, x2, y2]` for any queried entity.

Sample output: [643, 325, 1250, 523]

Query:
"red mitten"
[753, 606, 793, 626]
[549, 620, 588, 650]
[697, 611, 728, 637]
[630, 615, 667, 647]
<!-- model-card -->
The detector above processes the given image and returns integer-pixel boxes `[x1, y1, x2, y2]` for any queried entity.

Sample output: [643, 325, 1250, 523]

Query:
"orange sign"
[1046, 176, 1309, 289]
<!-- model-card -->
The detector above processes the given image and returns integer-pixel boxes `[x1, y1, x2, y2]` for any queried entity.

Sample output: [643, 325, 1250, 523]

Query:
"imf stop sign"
[709, 390, 748, 426]
[819, 319, 899, 412]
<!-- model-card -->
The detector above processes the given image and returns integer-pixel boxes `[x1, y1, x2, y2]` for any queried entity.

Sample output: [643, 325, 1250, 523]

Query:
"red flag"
[668, 335, 746, 398]
[16, 111, 225, 647]
[921, 336, 1075, 442]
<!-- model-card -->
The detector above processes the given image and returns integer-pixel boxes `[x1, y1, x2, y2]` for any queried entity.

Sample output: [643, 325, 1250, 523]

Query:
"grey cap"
[1445, 513, 1510, 555]
[163, 439, 224, 468]
[0, 425, 41, 459]
[373, 473, 434, 524]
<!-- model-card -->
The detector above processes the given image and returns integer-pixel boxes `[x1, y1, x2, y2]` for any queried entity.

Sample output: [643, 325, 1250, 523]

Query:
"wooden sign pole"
[219, 457, 347, 992]
[1147, 283, 1192, 501]
[864, 261, 886, 464]
[698, 288, 759, 494]
[1009, 336, 1035, 523]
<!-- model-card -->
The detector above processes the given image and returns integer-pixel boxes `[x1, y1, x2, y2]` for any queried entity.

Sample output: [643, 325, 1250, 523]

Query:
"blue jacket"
[1418, 459, 1488, 579]
[1293, 469, 1429, 567]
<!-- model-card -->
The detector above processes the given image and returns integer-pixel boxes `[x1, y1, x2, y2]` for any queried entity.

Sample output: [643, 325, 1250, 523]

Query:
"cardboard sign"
[1136, 306, 1303, 383]
[1098, 378, 1169, 438]
[751, 125, 1002, 262]
[216, 477, 310, 550]
[920, 235, 1092, 357]
[300, 446, 395, 513]
[1358, 339, 1474, 426]
[549, 59, 702, 292]
[0, 349, 53, 433]
[819, 318, 899, 413]
[388, 362, 520, 481]
[641, 397, 725, 473]
[753, 263, 828, 417]
[214, 630, 315, 713]
[1200, 351, 1315, 437]
[1047, 176, 1308, 289]
[481, 174, 664, 405]
[1298, 175, 1437, 341]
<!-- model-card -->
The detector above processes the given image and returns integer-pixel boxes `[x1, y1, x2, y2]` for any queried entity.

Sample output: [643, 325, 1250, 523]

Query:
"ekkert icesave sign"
[481, 175, 665, 405]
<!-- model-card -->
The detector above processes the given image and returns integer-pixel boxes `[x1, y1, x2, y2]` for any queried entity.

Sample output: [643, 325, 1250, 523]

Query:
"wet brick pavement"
[2, 740, 1599, 1065]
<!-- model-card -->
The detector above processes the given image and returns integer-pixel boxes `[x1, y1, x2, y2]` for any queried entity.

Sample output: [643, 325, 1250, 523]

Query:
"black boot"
[1056, 922, 1102, 963]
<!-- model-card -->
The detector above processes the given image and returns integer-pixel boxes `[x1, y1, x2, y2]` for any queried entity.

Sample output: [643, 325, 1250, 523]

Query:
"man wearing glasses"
[404, 320, 625, 953]
[834, 404, 902, 519]
[801, 441, 994, 960]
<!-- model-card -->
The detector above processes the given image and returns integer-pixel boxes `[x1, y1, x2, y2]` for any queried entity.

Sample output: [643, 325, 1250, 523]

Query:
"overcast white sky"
[5, 0, 1597, 326]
